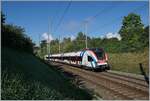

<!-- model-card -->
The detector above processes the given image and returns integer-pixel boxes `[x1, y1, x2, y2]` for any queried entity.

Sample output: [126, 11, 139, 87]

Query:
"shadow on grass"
[30, 58, 94, 100]
[1, 48, 94, 100]
[41, 61, 95, 99]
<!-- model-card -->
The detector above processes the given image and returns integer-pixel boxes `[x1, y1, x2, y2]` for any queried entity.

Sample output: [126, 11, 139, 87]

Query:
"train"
[45, 48, 110, 71]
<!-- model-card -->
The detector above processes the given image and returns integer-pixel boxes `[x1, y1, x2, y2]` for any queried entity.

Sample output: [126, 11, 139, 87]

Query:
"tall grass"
[108, 48, 149, 75]
[2, 70, 64, 100]
[1, 47, 93, 100]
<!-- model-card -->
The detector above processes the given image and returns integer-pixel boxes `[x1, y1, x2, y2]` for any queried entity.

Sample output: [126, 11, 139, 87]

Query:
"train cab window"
[88, 56, 93, 62]
[94, 50, 104, 60]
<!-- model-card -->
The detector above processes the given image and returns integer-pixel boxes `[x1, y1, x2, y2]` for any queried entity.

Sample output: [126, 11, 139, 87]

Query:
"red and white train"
[45, 48, 110, 71]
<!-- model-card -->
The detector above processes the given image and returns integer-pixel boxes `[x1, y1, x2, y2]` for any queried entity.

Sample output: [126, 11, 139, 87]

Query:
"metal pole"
[39, 34, 41, 57]
[47, 34, 49, 54]
[59, 36, 60, 53]
[84, 21, 88, 49]
[48, 18, 51, 55]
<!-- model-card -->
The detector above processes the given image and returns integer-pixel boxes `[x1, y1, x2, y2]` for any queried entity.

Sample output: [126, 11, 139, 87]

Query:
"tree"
[50, 39, 59, 54]
[88, 37, 102, 48]
[1, 13, 34, 53]
[119, 13, 144, 51]
[140, 26, 149, 47]
[76, 32, 86, 41]
[1, 12, 5, 25]
[40, 40, 47, 57]
[2, 24, 34, 53]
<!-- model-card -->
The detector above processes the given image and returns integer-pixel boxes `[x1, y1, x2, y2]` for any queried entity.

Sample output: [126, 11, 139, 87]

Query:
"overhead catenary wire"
[55, 2, 117, 46]
[81, 2, 123, 27]
[78, 3, 120, 49]
[48, 2, 147, 54]
[84, 4, 118, 24]
[54, 0, 72, 33]
[54, 0, 72, 53]
[76, 3, 147, 49]
[91, 3, 148, 35]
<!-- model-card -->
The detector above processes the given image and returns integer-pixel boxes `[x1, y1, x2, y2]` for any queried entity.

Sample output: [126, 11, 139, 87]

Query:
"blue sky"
[2, 1, 149, 45]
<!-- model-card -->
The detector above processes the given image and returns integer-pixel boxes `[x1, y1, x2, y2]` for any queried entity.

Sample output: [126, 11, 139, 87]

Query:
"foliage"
[119, 13, 145, 51]
[2, 70, 64, 100]
[141, 26, 149, 47]
[1, 12, 93, 100]
[1, 12, 34, 53]
[1, 12, 5, 25]
[38, 40, 48, 58]
[109, 47, 149, 75]
[35, 13, 148, 58]
[1, 47, 93, 100]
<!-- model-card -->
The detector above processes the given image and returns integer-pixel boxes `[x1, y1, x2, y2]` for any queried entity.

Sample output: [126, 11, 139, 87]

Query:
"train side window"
[88, 56, 93, 62]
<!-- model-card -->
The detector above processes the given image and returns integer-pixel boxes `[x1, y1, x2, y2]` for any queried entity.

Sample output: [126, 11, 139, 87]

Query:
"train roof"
[84, 48, 104, 51]
[48, 48, 104, 57]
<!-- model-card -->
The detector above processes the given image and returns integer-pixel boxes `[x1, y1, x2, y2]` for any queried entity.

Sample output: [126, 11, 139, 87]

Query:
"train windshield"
[93, 49, 105, 60]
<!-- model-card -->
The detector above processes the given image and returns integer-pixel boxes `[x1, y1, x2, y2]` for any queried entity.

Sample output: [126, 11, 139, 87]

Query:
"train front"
[91, 48, 110, 70]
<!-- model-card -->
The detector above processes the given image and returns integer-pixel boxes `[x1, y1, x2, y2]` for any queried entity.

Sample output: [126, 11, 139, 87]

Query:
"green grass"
[108, 48, 149, 75]
[1, 47, 93, 100]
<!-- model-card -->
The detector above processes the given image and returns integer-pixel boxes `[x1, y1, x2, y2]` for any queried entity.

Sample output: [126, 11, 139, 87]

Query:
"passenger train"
[45, 48, 110, 71]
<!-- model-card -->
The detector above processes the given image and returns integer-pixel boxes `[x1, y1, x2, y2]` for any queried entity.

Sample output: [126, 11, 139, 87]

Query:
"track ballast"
[48, 61, 149, 100]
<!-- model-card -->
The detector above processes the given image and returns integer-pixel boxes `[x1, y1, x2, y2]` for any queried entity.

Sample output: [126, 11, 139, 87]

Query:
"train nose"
[97, 60, 106, 63]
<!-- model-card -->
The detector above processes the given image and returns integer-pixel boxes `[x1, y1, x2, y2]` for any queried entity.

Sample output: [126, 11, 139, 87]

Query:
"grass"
[108, 48, 149, 75]
[1, 47, 93, 100]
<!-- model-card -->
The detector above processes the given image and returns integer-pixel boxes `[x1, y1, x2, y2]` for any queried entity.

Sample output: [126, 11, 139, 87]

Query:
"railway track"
[101, 71, 148, 88]
[49, 61, 149, 100]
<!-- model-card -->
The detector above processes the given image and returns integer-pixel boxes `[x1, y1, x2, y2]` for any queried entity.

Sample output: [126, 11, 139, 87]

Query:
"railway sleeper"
[101, 72, 148, 87]
[51, 62, 149, 100]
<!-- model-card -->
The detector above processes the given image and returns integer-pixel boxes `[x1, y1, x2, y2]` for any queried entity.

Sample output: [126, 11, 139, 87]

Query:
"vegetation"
[119, 13, 146, 51]
[38, 13, 149, 58]
[2, 47, 92, 100]
[1, 12, 34, 54]
[109, 48, 149, 75]
[37, 13, 149, 75]
[1, 10, 149, 99]
[1, 12, 93, 99]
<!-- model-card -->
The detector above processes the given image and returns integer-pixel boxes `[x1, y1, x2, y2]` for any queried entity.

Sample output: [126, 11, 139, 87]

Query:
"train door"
[87, 56, 96, 68]
[82, 51, 96, 68]
[82, 52, 88, 66]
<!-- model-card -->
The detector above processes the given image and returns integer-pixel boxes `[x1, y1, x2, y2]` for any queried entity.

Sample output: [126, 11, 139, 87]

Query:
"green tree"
[2, 24, 34, 53]
[1, 12, 5, 25]
[50, 39, 59, 54]
[75, 32, 91, 50]
[88, 37, 102, 48]
[1, 13, 34, 53]
[140, 26, 149, 47]
[40, 40, 47, 58]
[119, 13, 144, 51]
[62, 37, 72, 52]
[76, 32, 86, 40]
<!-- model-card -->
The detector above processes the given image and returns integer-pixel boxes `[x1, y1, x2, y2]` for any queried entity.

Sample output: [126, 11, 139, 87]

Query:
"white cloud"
[105, 32, 121, 40]
[70, 35, 76, 41]
[42, 32, 53, 43]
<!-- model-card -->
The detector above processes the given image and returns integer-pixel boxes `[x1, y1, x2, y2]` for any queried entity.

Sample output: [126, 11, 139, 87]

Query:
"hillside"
[1, 47, 92, 100]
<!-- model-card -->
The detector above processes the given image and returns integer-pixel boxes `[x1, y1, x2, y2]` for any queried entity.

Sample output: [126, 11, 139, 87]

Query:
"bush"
[2, 24, 34, 53]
